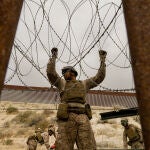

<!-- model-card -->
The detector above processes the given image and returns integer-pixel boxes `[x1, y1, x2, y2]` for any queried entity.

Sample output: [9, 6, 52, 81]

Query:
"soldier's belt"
[68, 102, 85, 108]
[57, 103, 92, 120]
[66, 98, 85, 104]
[68, 107, 85, 114]
[129, 135, 140, 142]
[68, 104, 92, 119]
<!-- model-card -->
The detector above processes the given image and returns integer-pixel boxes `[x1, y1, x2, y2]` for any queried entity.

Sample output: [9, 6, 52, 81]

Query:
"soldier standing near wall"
[46, 47, 107, 150]
[121, 119, 144, 149]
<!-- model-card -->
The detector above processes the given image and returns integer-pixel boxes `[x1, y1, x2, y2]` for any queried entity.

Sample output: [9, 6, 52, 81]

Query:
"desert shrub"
[3, 121, 10, 128]
[6, 106, 18, 114]
[27, 114, 49, 130]
[13, 111, 49, 129]
[27, 113, 43, 126]
[0, 131, 12, 139]
[13, 111, 34, 123]
[3, 139, 13, 145]
[30, 114, 41, 125]
[35, 119, 49, 130]
[0, 132, 4, 139]
[42, 109, 55, 116]
[16, 129, 26, 136]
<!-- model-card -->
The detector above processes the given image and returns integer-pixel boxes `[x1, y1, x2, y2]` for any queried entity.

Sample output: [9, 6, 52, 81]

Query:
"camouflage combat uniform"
[27, 126, 55, 150]
[27, 135, 37, 150]
[122, 124, 144, 149]
[27, 132, 50, 150]
[47, 55, 106, 150]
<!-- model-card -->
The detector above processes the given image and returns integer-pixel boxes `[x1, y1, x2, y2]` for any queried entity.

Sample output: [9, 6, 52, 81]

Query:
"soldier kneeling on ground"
[27, 124, 56, 150]
[121, 118, 144, 149]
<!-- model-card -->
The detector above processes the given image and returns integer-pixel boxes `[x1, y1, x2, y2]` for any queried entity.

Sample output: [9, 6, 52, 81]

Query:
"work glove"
[51, 47, 58, 58]
[50, 144, 56, 149]
[99, 50, 107, 62]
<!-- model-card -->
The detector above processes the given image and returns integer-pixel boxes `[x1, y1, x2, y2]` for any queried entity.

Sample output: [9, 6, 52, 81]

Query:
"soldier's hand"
[50, 144, 56, 149]
[51, 47, 58, 58]
[99, 50, 107, 62]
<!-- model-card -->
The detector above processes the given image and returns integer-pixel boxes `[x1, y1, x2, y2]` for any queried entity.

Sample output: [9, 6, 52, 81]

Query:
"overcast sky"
[5, 0, 135, 91]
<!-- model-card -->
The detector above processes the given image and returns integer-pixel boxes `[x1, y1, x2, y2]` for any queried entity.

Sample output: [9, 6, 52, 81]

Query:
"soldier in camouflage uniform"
[121, 119, 144, 149]
[27, 125, 56, 150]
[46, 47, 107, 150]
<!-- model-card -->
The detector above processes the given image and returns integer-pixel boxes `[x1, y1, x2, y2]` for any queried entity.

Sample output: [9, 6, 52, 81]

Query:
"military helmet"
[62, 66, 78, 76]
[35, 128, 42, 133]
[48, 124, 54, 131]
[121, 118, 128, 124]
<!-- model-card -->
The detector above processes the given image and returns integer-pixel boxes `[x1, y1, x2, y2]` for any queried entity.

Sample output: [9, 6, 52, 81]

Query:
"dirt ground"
[0, 101, 141, 150]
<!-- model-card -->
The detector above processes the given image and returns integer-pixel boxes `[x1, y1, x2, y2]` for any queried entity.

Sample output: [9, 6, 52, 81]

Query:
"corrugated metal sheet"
[0, 85, 138, 108]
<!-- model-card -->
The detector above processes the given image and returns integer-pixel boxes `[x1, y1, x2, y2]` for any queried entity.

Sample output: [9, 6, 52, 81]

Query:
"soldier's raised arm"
[83, 50, 107, 90]
[46, 48, 61, 88]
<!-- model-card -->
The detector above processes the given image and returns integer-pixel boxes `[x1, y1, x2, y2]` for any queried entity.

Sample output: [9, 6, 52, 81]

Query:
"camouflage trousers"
[131, 140, 144, 149]
[55, 113, 96, 150]
[27, 139, 37, 150]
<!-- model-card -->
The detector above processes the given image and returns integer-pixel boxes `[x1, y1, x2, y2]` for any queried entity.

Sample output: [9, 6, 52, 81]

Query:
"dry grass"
[6, 106, 19, 114]
[0, 101, 142, 150]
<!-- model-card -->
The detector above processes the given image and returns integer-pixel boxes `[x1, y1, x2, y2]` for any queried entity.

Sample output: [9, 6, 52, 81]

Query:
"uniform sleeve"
[83, 61, 106, 91]
[26, 136, 30, 144]
[132, 124, 143, 142]
[46, 56, 61, 89]
[42, 132, 50, 150]
[123, 130, 128, 149]
[52, 127, 56, 138]
[26, 135, 35, 144]
[137, 128, 143, 142]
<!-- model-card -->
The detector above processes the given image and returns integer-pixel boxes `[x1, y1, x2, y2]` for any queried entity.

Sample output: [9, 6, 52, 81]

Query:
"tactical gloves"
[51, 47, 58, 58]
[50, 144, 56, 149]
[51, 48, 107, 62]
[99, 50, 107, 62]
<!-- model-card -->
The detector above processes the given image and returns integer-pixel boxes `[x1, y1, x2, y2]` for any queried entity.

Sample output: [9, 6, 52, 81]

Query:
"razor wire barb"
[5, 0, 135, 92]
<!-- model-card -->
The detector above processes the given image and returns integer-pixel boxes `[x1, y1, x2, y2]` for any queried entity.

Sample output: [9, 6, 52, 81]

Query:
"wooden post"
[123, 0, 150, 149]
[0, 0, 23, 94]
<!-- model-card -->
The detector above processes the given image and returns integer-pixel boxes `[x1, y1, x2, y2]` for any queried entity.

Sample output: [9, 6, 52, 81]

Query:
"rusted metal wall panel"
[1, 86, 138, 108]
[123, 0, 150, 149]
[0, 0, 24, 94]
